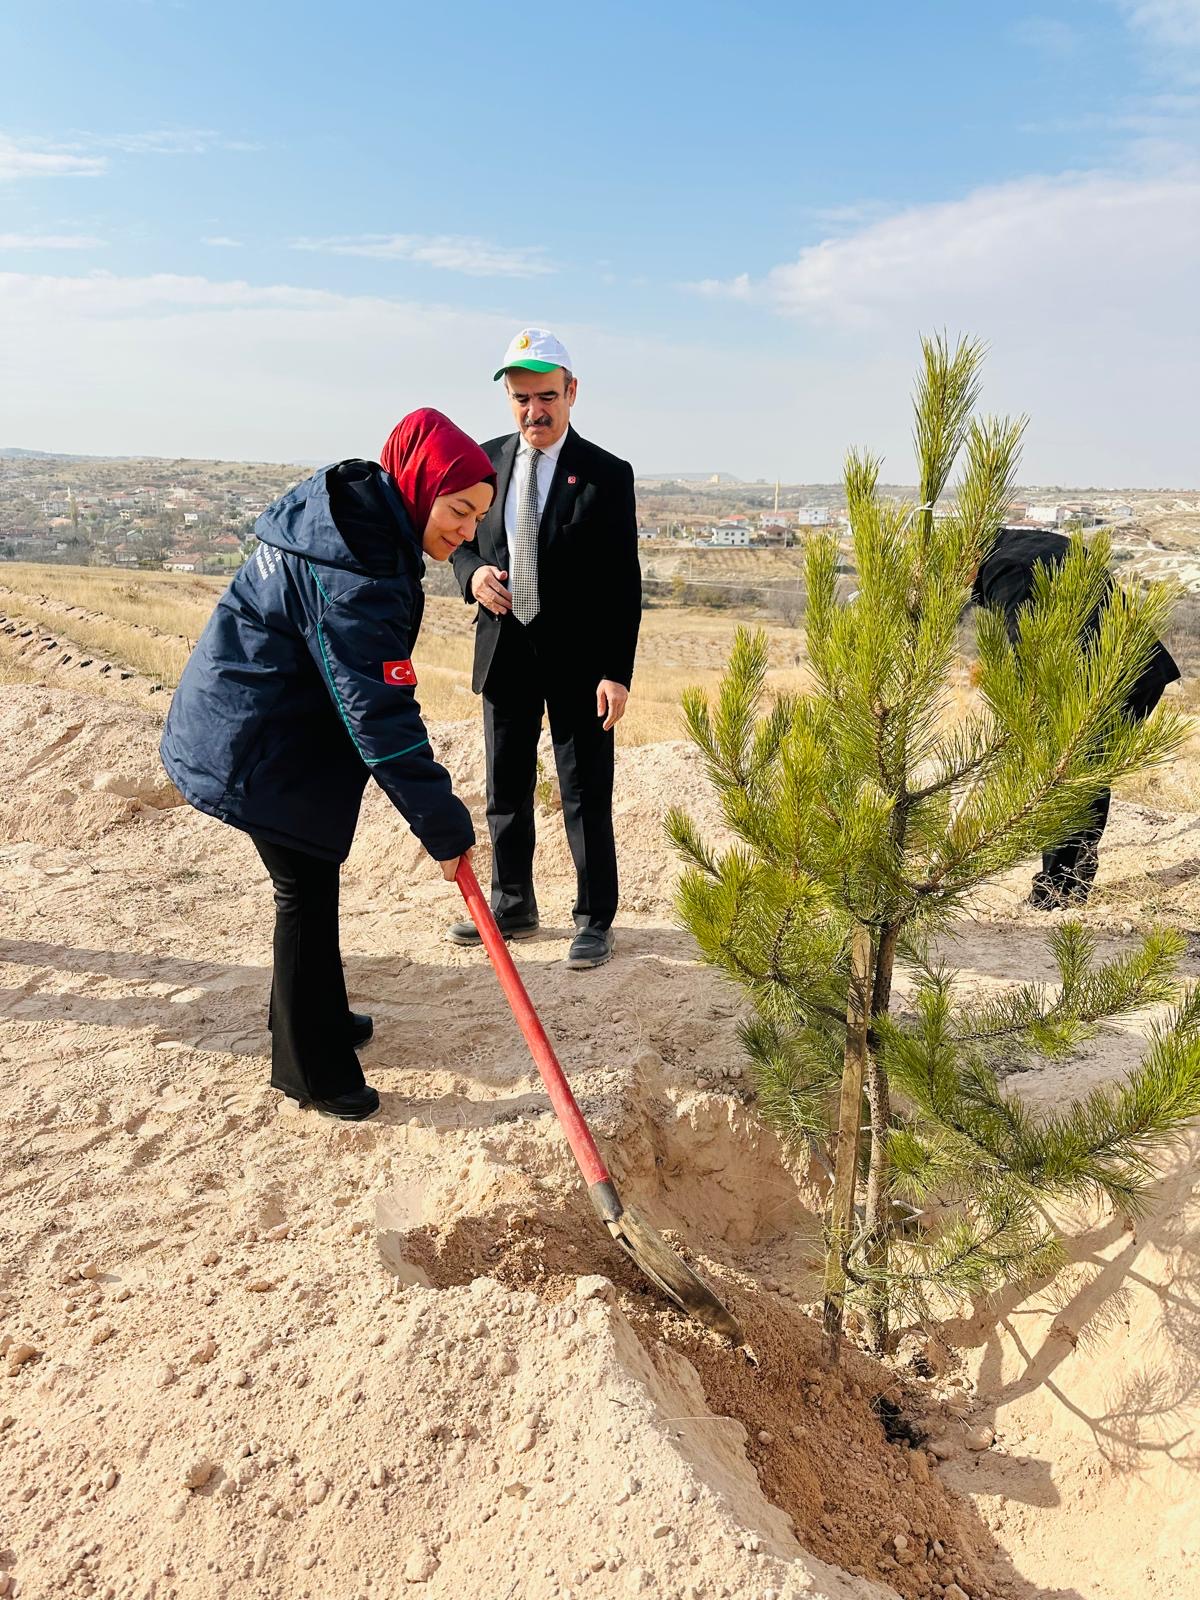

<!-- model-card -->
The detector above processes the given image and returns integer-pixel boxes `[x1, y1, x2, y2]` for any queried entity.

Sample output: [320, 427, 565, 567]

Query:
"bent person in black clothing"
[972, 526, 1181, 910]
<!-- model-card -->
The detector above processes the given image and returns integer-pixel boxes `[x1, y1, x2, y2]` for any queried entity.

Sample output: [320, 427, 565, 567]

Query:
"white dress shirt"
[504, 430, 568, 542]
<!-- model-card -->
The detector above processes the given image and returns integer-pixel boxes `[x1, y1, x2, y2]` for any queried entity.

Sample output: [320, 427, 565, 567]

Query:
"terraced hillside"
[0, 562, 809, 745]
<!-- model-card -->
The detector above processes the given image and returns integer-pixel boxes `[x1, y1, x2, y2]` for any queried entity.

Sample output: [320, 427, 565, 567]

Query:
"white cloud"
[94, 128, 261, 155]
[0, 134, 106, 182]
[1119, 0, 1200, 52]
[1118, 0, 1200, 81]
[750, 167, 1200, 331]
[1, 272, 347, 316]
[0, 124, 256, 184]
[292, 233, 555, 279]
[685, 272, 752, 300]
[677, 163, 1200, 482]
[0, 270, 784, 473]
[0, 234, 104, 249]
[202, 236, 243, 248]
[0, 261, 1194, 484]
[1012, 16, 1082, 57]
[803, 200, 896, 230]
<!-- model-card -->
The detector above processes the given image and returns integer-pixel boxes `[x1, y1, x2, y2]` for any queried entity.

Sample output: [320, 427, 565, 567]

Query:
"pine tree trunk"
[863, 924, 898, 1353]
[822, 922, 874, 1363]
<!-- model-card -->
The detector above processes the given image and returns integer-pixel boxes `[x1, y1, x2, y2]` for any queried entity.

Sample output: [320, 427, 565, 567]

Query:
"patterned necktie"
[511, 447, 542, 625]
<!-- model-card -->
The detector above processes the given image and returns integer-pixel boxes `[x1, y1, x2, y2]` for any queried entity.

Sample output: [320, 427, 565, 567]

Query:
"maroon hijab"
[380, 408, 495, 534]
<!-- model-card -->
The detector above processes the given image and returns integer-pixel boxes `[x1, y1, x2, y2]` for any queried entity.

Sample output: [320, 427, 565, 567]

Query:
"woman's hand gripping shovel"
[456, 858, 745, 1348]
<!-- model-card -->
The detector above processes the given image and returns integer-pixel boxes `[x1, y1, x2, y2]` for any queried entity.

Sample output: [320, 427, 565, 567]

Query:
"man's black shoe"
[566, 928, 614, 970]
[1029, 873, 1090, 911]
[447, 915, 539, 947]
[1029, 874, 1068, 911]
[301, 1085, 380, 1121]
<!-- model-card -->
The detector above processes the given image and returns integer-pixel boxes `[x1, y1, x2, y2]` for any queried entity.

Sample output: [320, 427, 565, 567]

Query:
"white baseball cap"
[494, 327, 574, 382]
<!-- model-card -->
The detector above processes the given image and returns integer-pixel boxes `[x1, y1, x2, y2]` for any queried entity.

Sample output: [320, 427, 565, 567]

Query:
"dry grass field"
[3, 556, 1195, 780]
[0, 560, 810, 745]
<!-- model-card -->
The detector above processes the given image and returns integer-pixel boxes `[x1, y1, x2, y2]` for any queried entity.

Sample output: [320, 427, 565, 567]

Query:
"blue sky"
[1, 0, 1198, 482]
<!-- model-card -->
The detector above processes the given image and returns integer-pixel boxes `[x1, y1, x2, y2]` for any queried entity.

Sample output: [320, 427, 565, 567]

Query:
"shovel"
[456, 858, 744, 1346]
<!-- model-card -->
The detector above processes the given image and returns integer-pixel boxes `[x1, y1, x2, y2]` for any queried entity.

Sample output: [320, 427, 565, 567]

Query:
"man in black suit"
[972, 525, 1180, 909]
[447, 328, 641, 968]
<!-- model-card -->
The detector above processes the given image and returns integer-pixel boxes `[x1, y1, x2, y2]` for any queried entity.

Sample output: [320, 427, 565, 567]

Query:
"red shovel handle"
[455, 858, 610, 1189]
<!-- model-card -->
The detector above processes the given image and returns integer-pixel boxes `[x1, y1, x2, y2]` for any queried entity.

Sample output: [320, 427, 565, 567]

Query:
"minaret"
[774, 480, 780, 514]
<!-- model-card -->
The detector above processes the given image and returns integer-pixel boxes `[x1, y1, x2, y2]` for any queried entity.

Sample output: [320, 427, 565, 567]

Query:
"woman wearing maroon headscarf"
[162, 410, 495, 1120]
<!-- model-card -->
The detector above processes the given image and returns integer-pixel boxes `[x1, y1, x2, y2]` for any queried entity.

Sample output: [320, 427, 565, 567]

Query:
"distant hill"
[0, 448, 322, 471]
[639, 471, 747, 483]
[0, 447, 96, 461]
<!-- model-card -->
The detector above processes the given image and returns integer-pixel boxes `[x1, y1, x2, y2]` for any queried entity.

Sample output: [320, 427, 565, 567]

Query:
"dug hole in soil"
[1, 682, 1197, 1600]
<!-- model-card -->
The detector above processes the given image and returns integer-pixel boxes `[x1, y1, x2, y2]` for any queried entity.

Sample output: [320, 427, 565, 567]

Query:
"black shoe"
[1029, 874, 1068, 911]
[302, 1085, 380, 1121]
[1029, 873, 1090, 911]
[447, 914, 539, 947]
[566, 928, 614, 970]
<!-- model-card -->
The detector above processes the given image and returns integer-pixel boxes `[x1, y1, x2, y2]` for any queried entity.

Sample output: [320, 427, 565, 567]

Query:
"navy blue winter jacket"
[160, 460, 474, 864]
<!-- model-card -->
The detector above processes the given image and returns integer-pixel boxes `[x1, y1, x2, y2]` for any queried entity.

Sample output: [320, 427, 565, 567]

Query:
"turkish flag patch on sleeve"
[382, 659, 417, 686]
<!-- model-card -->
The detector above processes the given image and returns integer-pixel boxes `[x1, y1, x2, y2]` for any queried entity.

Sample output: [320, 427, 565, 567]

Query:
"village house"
[757, 516, 793, 547]
[709, 525, 753, 547]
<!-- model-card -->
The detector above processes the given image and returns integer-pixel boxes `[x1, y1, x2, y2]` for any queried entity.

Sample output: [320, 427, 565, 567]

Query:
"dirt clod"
[403, 1547, 439, 1583]
[4, 1344, 39, 1377]
[181, 1458, 215, 1490]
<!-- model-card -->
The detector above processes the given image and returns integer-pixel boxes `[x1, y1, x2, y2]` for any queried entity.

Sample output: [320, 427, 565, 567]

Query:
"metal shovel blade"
[606, 1204, 745, 1345]
[455, 861, 747, 1349]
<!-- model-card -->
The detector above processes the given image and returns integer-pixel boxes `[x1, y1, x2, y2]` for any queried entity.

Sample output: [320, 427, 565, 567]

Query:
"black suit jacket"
[451, 426, 642, 695]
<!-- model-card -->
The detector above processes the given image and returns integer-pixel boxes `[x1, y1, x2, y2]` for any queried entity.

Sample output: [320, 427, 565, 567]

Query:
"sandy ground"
[1, 683, 1197, 1600]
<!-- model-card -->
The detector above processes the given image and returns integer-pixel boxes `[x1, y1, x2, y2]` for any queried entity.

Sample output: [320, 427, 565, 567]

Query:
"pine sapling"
[668, 334, 1194, 1359]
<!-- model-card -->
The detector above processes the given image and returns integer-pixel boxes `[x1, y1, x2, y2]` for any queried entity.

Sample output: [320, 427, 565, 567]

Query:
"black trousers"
[483, 618, 618, 931]
[1040, 673, 1167, 891]
[252, 836, 365, 1103]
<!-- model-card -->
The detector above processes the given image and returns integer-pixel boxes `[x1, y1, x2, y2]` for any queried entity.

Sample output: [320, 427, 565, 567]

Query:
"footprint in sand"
[221, 1090, 261, 1117]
